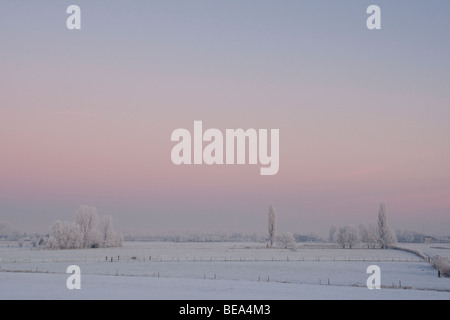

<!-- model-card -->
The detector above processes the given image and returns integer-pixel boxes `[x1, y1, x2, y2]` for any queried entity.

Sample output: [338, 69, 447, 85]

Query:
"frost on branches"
[377, 203, 397, 249]
[432, 255, 450, 277]
[277, 232, 297, 250]
[332, 202, 397, 249]
[48, 205, 123, 249]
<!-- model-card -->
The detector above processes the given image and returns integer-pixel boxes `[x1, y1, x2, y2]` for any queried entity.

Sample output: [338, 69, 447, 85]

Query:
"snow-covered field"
[0, 241, 449, 300]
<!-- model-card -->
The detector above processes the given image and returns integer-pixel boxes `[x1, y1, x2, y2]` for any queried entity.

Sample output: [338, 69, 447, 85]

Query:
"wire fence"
[0, 255, 427, 264]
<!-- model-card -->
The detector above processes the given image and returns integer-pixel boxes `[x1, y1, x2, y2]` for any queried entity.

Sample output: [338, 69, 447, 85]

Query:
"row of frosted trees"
[330, 203, 397, 249]
[48, 205, 123, 249]
[267, 202, 397, 250]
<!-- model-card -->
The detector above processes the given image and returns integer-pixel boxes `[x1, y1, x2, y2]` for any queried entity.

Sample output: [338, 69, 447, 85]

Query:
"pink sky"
[1, 1, 450, 236]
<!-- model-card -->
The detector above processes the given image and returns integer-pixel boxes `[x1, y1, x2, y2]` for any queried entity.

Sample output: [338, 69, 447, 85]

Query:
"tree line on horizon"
[328, 203, 397, 249]
[266, 202, 398, 250]
[1, 203, 449, 247]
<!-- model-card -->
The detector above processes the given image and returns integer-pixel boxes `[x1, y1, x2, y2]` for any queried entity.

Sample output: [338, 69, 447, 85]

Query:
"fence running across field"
[0, 255, 427, 264]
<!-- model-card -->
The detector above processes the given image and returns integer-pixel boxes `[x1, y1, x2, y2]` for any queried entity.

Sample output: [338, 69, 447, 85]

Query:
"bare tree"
[100, 215, 113, 247]
[112, 232, 123, 247]
[377, 203, 397, 249]
[346, 225, 360, 249]
[337, 225, 360, 249]
[75, 205, 99, 248]
[359, 223, 378, 248]
[100, 215, 122, 247]
[268, 203, 276, 247]
[337, 226, 347, 248]
[278, 232, 296, 249]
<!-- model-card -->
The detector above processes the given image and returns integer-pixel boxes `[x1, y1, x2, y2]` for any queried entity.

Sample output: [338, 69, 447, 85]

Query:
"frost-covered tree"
[100, 215, 113, 247]
[0, 221, 13, 239]
[268, 203, 276, 247]
[100, 215, 122, 247]
[337, 225, 360, 249]
[278, 232, 297, 249]
[30, 236, 39, 248]
[75, 205, 99, 248]
[377, 203, 397, 249]
[346, 225, 360, 249]
[112, 232, 123, 247]
[50, 220, 83, 249]
[359, 224, 378, 248]
[49, 206, 122, 249]
[0, 221, 23, 241]
[432, 255, 450, 277]
[337, 227, 347, 248]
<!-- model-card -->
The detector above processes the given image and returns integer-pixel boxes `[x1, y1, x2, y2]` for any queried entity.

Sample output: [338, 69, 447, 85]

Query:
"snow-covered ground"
[2, 272, 449, 300]
[0, 241, 449, 300]
[397, 243, 450, 260]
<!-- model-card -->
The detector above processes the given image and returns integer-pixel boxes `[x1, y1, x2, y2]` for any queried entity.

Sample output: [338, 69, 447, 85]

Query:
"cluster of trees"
[395, 230, 442, 243]
[48, 205, 122, 249]
[1, 222, 50, 247]
[329, 203, 397, 249]
[0, 221, 24, 241]
[266, 202, 394, 250]
[293, 233, 322, 243]
[5, 201, 446, 250]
